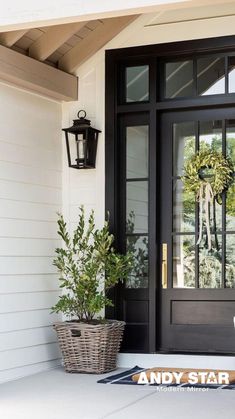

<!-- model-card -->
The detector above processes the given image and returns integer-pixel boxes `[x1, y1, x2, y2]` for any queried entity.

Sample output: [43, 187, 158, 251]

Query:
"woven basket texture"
[54, 320, 125, 374]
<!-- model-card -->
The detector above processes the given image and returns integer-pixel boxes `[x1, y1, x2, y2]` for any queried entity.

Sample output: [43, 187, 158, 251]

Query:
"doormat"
[97, 366, 235, 390]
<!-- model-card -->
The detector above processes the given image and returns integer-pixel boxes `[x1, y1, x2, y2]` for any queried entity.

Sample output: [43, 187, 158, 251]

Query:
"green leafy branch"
[52, 207, 134, 321]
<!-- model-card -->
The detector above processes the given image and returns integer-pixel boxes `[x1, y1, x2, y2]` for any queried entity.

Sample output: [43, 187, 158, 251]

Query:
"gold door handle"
[162, 243, 167, 289]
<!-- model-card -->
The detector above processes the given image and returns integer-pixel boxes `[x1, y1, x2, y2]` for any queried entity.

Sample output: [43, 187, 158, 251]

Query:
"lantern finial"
[77, 110, 86, 119]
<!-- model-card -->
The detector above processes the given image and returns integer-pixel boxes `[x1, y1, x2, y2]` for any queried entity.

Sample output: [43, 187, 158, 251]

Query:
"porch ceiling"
[0, 16, 138, 74]
[0, 15, 138, 101]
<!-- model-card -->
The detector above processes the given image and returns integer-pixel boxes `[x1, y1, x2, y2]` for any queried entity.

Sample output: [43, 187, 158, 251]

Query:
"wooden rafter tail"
[0, 29, 28, 47]
[58, 15, 139, 74]
[28, 21, 88, 61]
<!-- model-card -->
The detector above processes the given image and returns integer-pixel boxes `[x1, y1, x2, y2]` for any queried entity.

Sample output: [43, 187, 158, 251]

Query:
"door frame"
[105, 35, 235, 354]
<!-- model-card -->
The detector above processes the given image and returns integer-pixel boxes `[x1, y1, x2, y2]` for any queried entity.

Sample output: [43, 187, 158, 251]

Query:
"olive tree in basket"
[52, 206, 133, 374]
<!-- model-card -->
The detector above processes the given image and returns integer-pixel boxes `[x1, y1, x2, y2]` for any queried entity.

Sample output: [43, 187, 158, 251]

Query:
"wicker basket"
[54, 320, 125, 374]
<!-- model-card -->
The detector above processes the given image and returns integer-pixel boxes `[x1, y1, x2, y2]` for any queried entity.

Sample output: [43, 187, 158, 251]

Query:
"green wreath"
[182, 150, 233, 201]
[182, 150, 234, 251]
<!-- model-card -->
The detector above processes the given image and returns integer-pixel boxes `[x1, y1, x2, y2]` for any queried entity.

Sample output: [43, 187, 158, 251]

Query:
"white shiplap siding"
[0, 82, 62, 383]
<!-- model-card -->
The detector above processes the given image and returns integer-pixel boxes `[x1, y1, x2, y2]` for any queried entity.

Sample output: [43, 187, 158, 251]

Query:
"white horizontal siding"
[0, 83, 61, 150]
[0, 161, 61, 188]
[0, 219, 58, 238]
[0, 274, 59, 293]
[0, 257, 56, 275]
[0, 141, 61, 171]
[0, 179, 61, 205]
[0, 200, 60, 221]
[0, 82, 62, 382]
[0, 238, 59, 256]
[0, 310, 59, 333]
[0, 326, 56, 352]
[0, 342, 61, 371]
[0, 291, 60, 313]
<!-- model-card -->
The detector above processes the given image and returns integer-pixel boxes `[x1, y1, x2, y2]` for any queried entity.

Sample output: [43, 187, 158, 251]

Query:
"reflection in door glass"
[173, 179, 195, 233]
[126, 126, 148, 179]
[126, 235, 148, 288]
[199, 120, 222, 152]
[173, 121, 196, 176]
[226, 235, 235, 288]
[197, 57, 225, 95]
[199, 236, 222, 288]
[173, 235, 195, 288]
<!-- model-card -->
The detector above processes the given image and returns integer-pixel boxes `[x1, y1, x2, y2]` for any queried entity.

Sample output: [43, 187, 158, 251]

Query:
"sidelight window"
[125, 125, 149, 288]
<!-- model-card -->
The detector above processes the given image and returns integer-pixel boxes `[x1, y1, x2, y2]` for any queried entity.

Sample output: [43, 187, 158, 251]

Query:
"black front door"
[106, 36, 235, 354]
[160, 108, 235, 353]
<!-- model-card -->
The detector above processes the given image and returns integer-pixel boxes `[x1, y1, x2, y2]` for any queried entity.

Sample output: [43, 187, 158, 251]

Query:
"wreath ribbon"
[196, 182, 214, 251]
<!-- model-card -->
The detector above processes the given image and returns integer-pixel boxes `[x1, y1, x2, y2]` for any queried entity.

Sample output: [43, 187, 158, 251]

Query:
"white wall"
[0, 82, 62, 383]
[62, 10, 235, 232]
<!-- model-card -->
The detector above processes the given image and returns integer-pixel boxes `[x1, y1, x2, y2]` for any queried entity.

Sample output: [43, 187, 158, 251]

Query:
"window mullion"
[225, 56, 228, 95]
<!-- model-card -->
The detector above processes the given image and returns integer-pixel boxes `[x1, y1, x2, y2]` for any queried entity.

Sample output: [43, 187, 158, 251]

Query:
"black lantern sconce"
[62, 110, 101, 169]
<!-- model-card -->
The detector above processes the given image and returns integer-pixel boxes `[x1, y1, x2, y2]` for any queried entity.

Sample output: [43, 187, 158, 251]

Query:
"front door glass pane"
[197, 57, 225, 95]
[199, 120, 222, 152]
[173, 121, 196, 176]
[226, 183, 235, 231]
[173, 179, 195, 233]
[226, 119, 235, 165]
[172, 118, 229, 289]
[173, 235, 195, 288]
[226, 235, 235, 288]
[165, 60, 194, 98]
[199, 237, 222, 288]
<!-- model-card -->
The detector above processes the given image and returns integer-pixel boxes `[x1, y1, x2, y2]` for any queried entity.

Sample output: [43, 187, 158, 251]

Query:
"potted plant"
[52, 207, 133, 374]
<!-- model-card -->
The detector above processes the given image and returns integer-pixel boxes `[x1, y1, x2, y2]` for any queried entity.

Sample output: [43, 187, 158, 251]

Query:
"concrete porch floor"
[1, 367, 235, 419]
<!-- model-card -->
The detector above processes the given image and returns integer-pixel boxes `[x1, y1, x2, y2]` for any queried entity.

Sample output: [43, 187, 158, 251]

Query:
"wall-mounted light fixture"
[62, 110, 101, 169]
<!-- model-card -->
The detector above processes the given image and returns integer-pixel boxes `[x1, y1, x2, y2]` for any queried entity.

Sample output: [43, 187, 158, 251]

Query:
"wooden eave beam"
[0, 44, 78, 101]
[1, 0, 233, 32]
[28, 21, 87, 61]
[0, 29, 28, 47]
[58, 15, 138, 73]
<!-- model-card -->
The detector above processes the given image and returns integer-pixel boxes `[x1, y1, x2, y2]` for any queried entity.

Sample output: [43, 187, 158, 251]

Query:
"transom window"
[162, 54, 235, 99]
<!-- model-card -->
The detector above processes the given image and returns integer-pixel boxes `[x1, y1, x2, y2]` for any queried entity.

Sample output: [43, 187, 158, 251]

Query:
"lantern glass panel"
[76, 134, 85, 161]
